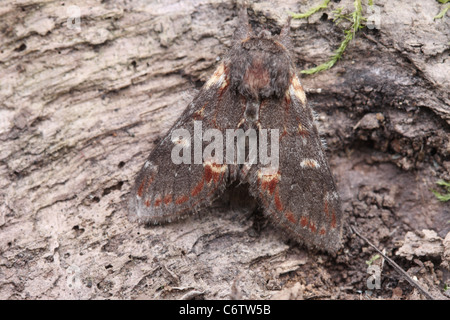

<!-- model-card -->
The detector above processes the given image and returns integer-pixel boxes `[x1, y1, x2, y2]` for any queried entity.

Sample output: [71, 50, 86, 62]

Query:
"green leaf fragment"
[432, 180, 450, 202]
[366, 254, 381, 266]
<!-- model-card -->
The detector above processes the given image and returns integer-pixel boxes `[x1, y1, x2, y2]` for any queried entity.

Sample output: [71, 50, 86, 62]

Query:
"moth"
[129, 9, 343, 253]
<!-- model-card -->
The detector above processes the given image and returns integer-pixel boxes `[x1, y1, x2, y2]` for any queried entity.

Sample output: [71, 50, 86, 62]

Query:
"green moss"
[435, 0, 449, 19]
[291, 0, 446, 74]
[365, 254, 381, 266]
[434, 4, 449, 19]
[289, 0, 330, 20]
[294, 0, 365, 75]
[333, 7, 353, 24]
[432, 180, 450, 202]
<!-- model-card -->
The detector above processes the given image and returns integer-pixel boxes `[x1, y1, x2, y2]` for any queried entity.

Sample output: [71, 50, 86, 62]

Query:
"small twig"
[180, 290, 206, 300]
[350, 225, 435, 300]
[230, 273, 244, 300]
[380, 248, 386, 271]
[162, 264, 181, 286]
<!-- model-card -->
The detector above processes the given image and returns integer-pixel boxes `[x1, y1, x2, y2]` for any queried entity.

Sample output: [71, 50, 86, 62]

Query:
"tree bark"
[0, 0, 449, 299]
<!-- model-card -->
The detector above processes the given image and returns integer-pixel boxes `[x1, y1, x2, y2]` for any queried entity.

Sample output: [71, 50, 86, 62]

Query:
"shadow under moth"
[129, 9, 343, 253]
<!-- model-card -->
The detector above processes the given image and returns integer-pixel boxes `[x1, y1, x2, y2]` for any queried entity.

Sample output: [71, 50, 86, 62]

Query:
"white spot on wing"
[300, 136, 308, 146]
[289, 75, 307, 105]
[205, 63, 226, 88]
[171, 135, 191, 148]
[257, 167, 281, 181]
[300, 159, 320, 169]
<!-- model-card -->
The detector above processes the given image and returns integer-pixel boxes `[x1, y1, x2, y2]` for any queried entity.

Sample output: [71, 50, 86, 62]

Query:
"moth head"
[228, 10, 294, 100]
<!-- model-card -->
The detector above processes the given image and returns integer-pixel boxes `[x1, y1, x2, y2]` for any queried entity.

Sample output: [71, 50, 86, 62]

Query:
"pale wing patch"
[205, 63, 226, 89]
[300, 159, 320, 169]
[171, 135, 191, 148]
[289, 75, 307, 105]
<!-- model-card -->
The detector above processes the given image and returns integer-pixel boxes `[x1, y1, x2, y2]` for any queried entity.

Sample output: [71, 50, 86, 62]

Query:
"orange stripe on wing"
[285, 210, 296, 224]
[163, 194, 172, 205]
[175, 195, 189, 205]
[274, 189, 284, 212]
[191, 178, 205, 197]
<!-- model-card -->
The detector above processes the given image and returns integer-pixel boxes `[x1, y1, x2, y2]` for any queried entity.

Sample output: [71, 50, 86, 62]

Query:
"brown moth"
[129, 9, 343, 253]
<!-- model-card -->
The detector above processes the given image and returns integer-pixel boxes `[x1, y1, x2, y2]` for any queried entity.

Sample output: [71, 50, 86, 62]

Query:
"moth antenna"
[280, 16, 291, 38]
[233, 7, 252, 42]
[278, 16, 292, 48]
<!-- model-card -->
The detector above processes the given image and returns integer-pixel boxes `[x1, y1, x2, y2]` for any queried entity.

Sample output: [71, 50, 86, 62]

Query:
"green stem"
[289, 0, 330, 19]
[432, 180, 450, 202]
[434, 4, 450, 19]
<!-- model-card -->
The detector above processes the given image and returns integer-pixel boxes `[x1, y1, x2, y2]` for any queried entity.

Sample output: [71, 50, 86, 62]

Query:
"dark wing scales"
[129, 62, 243, 224]
[245, 74, 343, 252]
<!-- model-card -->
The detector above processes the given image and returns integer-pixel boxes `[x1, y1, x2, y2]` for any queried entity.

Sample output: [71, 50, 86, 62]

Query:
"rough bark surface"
[0, 0, 449, 300]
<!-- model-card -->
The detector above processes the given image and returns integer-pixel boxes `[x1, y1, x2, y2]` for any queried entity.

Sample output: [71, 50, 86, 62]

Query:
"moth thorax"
[236, 49, 291, 100]
[243, 57, 270, 96]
